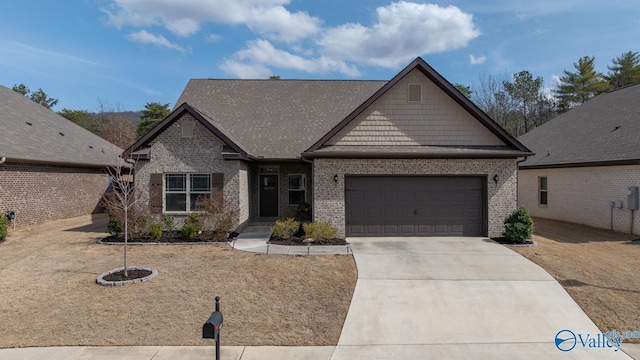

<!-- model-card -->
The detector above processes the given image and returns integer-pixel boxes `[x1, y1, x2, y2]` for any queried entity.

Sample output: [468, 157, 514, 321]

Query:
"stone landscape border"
[96, 266, 158, 286]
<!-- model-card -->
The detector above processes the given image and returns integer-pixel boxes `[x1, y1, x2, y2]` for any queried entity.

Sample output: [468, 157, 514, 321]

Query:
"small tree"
[101, 151, 140, 277]
[503, 206, 534, 243]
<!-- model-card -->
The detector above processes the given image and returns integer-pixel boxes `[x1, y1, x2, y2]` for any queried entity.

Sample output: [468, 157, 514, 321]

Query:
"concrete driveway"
[331, 237, 632, 359]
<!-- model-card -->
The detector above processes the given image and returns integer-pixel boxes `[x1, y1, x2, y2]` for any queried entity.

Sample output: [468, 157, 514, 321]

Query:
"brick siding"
[519, 165, 640, 235]
[0, 162, 108, 227]
[313, 158, 517, 238]
[134, 113, 249, 230]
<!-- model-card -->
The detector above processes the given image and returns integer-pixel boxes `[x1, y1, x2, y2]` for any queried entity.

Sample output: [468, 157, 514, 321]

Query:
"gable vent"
[408, 84, 422, 102]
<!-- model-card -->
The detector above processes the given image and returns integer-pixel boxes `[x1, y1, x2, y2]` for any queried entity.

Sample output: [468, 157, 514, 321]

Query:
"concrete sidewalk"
[231, 226, 352, 255]
[0, 346, 335, 360]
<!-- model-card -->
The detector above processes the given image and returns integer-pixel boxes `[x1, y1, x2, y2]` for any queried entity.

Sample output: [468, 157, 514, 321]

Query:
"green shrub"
[272, 218, 300, 239]
[503, 206, 534, 243]
[0, 215, 7, 240]
[181, 225, 198, 240]
[107, 212, 123, 237]
[184, 213, 203, 231]
[162, 215, 175, 232]
[303, 221, 337, 241]
[149, 222, 163, 240]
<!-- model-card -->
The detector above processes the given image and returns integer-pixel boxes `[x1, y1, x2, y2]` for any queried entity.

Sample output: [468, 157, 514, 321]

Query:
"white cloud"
[222, 40, 361, 77]
[220, 59, 272, 79]
[104, 0, 321, 41]
[205, 33, 221, 42]
[247, 6, 321, 42]
[317, 2, 480, 68]
[469, 54, 487, 65]
[127, 30, 185, 52]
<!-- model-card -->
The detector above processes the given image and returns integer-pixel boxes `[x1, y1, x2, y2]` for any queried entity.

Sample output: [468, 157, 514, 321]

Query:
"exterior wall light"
[333, 174, 339, 182]
[493, 174, 499, 184]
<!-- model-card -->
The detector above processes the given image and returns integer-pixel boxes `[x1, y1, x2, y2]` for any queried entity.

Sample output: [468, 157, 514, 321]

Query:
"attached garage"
[345, 176, 487, 237]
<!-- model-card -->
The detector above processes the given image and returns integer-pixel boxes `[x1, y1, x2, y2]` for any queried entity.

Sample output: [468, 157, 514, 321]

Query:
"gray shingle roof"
[0, 85, 122, 167]
[175, 79, 387, 159]
[518, 83, 640, 168]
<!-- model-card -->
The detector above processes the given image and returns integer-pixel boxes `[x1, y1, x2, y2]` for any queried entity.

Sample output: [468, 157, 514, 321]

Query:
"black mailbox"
[203, 311, 223, 339]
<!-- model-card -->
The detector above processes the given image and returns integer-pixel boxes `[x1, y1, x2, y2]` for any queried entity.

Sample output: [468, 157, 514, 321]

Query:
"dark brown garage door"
[345, 176, 486, 237]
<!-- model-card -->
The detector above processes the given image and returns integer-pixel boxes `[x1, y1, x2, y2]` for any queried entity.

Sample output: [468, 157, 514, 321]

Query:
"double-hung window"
[288, 174, 306, 205]
[539, 176, 548, 205]
[165, 173, 211, 212]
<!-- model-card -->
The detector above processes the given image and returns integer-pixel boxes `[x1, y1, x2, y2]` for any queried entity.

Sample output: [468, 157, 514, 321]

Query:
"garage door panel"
[345, 176, 486, 237]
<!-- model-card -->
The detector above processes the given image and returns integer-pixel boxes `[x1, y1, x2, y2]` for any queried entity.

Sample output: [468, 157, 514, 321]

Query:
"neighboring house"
[0, 85, 121, 227]
[518, 83, 640, 235]
[125, 58, 532, 238]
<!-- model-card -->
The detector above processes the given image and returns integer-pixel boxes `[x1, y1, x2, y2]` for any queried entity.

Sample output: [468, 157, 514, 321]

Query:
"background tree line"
[12, 50, 640, 144]
[11, 83, 170, 149]
[457, 50, 640, 137]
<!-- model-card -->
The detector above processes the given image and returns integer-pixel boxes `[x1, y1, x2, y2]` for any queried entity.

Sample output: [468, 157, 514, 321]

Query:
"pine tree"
[136, 102, 171, 138]
[606, 51, 640, 89]
[555, 56, 610, 109]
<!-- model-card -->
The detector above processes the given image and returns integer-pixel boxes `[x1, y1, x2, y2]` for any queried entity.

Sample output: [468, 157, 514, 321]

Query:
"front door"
[260, 174, 279, 217]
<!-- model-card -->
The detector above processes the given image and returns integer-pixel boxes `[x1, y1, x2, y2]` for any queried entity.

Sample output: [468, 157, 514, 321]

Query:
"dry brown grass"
[0, 215, 357, 348]
[511, 217, 640, 341]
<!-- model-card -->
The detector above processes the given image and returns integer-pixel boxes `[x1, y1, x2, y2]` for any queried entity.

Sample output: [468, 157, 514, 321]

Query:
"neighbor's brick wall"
[134, 113, 249, 230]
[313, 158, 517, 238]
[0, 162, 108, 227]
[519, 165, 640, 235]
[249, 162, 312, 220]
[326, 68, 504, 147]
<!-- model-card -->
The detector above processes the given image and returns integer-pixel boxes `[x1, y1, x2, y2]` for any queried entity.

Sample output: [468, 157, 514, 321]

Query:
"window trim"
[288, 174, 306, 205]
[538, 176, 548, 206]
[164, 173, 211, 213]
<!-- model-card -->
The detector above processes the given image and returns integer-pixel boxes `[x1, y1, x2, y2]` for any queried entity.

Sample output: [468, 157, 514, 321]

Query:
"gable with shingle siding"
[325, 69, 505, 147]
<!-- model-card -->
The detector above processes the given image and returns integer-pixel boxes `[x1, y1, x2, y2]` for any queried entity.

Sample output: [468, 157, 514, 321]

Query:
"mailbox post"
[203, 296, 223, 360]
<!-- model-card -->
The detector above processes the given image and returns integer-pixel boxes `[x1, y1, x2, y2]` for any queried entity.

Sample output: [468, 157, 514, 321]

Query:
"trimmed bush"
[503, 206, 535, 243]
[107, 212, 123, 237]
[181, 225, 198, 240]
[149, 222, 163, 240]
[0, 215, 7, 240]
[303, 221, 337, 241]
[162, 215, 175, 232]
[184, 213, 203, 231]
[272, 218, 300, 239]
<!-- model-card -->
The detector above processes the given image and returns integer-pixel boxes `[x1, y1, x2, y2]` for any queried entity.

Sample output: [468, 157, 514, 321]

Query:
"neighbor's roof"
[518, 83, 640, 169]
[174, 79, 387, 159]
[0, 85, 123, 168]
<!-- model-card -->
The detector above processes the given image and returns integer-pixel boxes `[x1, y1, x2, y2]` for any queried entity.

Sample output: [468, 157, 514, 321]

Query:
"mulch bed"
[101, 230, 237, 244]
[491, 237, 535, 245]
[102, 269, 152, 281]
[269, 235, 347, 246]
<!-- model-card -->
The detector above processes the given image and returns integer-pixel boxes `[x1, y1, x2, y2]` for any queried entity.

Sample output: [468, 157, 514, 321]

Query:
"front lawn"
[0, 215, 357, 348]
[511, 217, 640, 342]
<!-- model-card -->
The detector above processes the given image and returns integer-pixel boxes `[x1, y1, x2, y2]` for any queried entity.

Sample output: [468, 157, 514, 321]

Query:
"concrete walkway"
[331, 237, 634, 359]
[231, 225, 352, 255]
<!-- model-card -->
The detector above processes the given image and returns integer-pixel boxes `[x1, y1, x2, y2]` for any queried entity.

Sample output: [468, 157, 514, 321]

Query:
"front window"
[539, 176, 548, 205]
[165, 173, 211, 212]
[288, 174, 306, 205]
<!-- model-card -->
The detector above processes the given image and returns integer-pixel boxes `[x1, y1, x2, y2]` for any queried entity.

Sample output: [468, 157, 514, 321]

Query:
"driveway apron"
[331, 237, 632, 359]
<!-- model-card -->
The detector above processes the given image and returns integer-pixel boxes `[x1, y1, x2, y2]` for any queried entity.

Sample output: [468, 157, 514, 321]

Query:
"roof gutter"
[301, 151, 534, 159]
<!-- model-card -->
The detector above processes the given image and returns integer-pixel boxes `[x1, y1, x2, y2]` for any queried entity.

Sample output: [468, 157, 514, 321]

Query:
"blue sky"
[1, 0, 638, 112]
